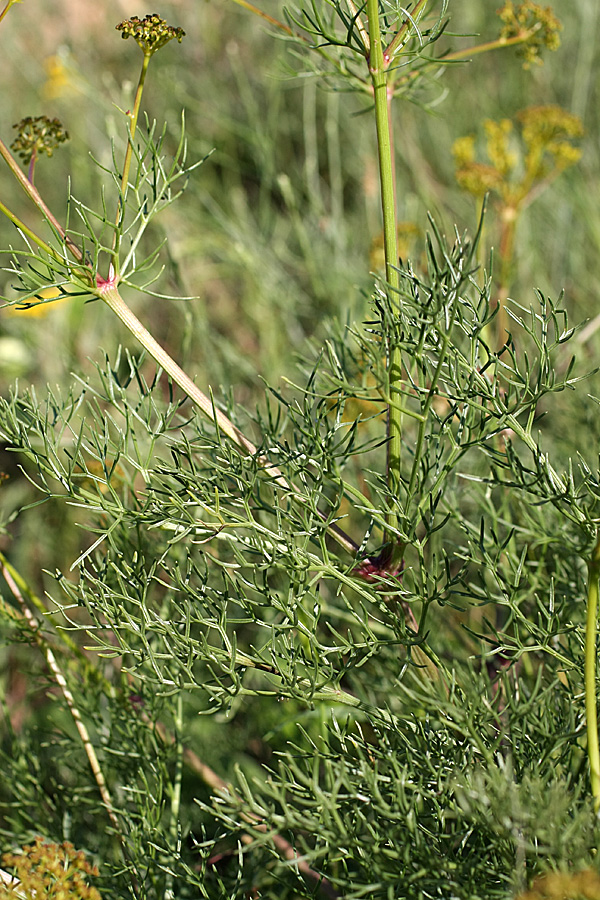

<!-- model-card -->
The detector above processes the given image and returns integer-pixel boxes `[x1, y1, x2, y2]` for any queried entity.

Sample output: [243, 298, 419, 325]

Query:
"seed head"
[116, 13, 185, 55]
[11, 115, 69, 164]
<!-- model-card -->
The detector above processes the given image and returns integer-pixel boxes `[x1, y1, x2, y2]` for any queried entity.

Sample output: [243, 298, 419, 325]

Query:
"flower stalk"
[586, 531, 600, 809]
[366, 0, 402, 559]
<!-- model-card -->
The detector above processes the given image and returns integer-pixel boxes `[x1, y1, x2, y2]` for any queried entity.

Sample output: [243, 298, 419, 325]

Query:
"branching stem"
[114, 52, 151, 266]
[0, 197, 57, 259]
[442, 26, 543, 62]
[164, 692, 183, 900]
[366, 0, 402, 553]
[586, 531, 600, 809]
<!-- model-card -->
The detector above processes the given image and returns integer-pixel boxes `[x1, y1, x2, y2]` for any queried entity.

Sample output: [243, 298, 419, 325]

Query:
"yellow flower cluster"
[518, 105, 584, 177]
[497, 1, 562, 68]
[0, 838, 101, 900]
[453, 105, 582, 204]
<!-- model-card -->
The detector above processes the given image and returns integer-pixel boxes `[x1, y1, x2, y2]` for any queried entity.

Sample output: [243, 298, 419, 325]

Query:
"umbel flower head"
[11, 115, 69, 164]
[0, 837, 101, 900]
[116, 13, 185, 55]
[453, 105, 582, 204]
[497, 1, 562, 68]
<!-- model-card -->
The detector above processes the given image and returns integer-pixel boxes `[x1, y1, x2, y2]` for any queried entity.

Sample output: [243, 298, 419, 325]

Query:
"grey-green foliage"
[0, 1, 599, 899]
[0, 219, 599, 898]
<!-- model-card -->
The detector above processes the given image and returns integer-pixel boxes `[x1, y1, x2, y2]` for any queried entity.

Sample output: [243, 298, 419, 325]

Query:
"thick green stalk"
[366, 0, 402, 546]
[586, 531, 600, 808]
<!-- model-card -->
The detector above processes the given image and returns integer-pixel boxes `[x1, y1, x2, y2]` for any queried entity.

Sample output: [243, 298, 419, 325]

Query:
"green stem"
[366, 0, 402, 548]
[113, 52, 151, 267]
[0, 0, 17, 24]
[406, 304, 458, 503]
[164, 692, 183, 900]
[0, 197, 59, 260]
[586, 531, 600, 809]
[442, 27, 542, 62]
[384, 0, 429, 65]
[121, 54, 151, 201]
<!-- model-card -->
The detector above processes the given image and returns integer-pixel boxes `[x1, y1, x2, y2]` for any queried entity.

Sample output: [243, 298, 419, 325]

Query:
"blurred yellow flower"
[43, 55, 72, 101]
[370, 222, 421, 271]
[6, 286, 66, 318]
[453, 105, 583, 205]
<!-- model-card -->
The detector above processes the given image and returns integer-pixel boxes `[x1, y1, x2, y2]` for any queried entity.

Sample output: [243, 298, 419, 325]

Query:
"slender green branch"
[119, 54, 151, 205]
[406, 305, 459, 502]
[442, 26, 542, 62]
[388, 26, 545, 96]
[384, 0, 429, 65]
[164, 692, 183, 900]
[228, 0, 293, 34]
[113, 52, 151, 268]
[0, 197, 59, 259]
[366, 0, 402, 550]
[586, 531, 600, 809]
[0, 0, 18, 25]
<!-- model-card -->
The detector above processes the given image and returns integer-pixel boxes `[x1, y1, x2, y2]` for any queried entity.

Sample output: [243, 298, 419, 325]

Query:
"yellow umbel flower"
[497, 1, 562, 68]
[0, 837, 101, 900]
[453, 105, 583, 205]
